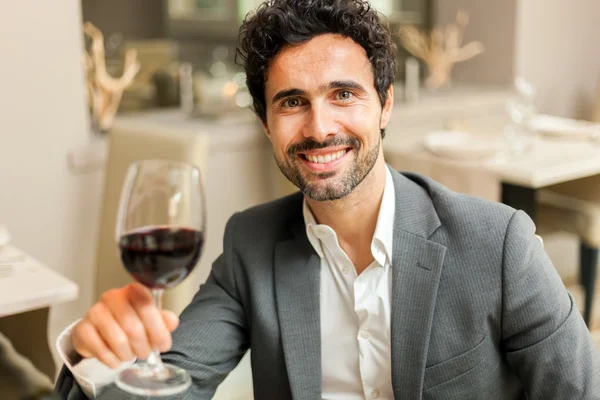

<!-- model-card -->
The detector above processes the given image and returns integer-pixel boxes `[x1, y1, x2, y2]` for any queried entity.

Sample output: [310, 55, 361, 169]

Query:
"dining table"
[384, 126, 600, 324]
[0, 244, 79, 396]
[384, 131, 600, 219]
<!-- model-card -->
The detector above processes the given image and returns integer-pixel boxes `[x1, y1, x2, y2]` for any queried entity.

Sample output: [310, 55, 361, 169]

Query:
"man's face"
[263, 34, 393, 202]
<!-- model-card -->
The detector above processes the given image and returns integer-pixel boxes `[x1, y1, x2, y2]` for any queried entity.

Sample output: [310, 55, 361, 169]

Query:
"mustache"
[287, 136, 361, 157]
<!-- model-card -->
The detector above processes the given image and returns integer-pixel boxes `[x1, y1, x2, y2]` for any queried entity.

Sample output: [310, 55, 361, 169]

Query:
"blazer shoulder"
[403, 172, 519, 236]
[226, 191, 304, 247]
[235, 191, 303, 225]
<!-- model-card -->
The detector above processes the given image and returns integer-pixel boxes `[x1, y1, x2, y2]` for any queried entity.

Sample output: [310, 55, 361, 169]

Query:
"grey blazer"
[56, 168, 600, 399]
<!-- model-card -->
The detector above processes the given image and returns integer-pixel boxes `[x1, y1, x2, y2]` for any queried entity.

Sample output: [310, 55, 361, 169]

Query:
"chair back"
[94, 121, 209, 315]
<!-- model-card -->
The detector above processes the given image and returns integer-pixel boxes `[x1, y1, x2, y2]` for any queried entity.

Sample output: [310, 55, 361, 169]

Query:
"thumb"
[161, 310, 180, 332]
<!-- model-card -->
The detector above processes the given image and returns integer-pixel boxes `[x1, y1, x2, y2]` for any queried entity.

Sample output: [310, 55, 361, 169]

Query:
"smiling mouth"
[299, 148, 350, 164]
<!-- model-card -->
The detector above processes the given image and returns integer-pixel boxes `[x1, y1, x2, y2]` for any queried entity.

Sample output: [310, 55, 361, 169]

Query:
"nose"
[304, 103, 338, 142]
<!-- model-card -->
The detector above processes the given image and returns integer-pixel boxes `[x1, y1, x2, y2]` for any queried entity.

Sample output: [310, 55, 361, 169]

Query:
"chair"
[95, 121, 255, 399]
[537, 175, 600, 326]
[94, 121, 209, 315]
[593, 329, 600, 349]
[535, 83, 600, 327]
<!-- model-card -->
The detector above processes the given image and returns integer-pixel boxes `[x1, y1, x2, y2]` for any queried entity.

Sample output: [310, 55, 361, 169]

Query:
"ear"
[379, 85, 394, 130]
[261, 120, 272, 141]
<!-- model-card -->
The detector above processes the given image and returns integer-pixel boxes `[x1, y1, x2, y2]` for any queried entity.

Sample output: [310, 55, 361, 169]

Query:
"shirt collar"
[371, 166, 395, 267]
[303, 166, 396, 267]
[303, 198, 325, 258]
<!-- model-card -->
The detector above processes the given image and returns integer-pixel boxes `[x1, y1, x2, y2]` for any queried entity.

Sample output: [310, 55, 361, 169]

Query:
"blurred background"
[0, 0, 599, 398]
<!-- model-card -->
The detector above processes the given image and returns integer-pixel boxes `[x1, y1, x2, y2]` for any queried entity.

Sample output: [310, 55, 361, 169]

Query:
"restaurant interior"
[0, 0, 599, 398]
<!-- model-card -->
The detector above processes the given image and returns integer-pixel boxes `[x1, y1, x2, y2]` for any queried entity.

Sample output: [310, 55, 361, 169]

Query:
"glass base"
[115, 363, 191, 396]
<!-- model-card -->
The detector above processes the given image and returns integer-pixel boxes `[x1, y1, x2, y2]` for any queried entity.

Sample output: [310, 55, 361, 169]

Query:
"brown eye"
[283, 98, 301, 108]
[337, 91, 353, 101]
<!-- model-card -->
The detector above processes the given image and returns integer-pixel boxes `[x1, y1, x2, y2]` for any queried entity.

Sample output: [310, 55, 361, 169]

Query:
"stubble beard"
[274, 135, 381, 202]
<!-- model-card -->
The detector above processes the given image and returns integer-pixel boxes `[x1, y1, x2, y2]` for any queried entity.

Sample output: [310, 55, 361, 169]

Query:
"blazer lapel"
[272, 170, 447, 399]
[275, 211, 322, 400]
[388, 168, 447, 399]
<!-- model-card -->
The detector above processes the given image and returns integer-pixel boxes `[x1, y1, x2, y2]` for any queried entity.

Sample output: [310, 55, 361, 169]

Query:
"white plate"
[529, 114, 600, 139]
[423, 131, 503, 161]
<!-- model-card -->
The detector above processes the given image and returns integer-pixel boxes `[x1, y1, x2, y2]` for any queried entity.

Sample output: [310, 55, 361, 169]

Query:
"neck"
[306, 153, 387, 272]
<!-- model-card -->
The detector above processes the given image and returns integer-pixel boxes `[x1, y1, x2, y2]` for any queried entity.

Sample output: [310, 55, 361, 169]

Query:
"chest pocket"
[423, 335, 492, 392]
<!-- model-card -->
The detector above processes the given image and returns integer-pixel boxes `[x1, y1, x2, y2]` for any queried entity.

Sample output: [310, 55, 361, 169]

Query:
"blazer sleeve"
[54, 365, 88, 400]
[161, 212, 250, 398]
[501, 210, 600, 398]
[54, 213, 250, 400]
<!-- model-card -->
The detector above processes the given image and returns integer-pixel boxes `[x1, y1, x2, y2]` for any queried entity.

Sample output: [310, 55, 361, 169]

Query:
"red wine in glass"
[115, 159, 206, 396]
[119, 226, 204, 289]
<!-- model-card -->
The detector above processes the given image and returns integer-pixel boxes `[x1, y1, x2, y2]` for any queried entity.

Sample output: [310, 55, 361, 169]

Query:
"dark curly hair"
[236, 0, 396, 135]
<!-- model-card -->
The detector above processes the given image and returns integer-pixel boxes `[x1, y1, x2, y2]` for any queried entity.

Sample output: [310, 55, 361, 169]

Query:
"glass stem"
[147, 289, 166, 373]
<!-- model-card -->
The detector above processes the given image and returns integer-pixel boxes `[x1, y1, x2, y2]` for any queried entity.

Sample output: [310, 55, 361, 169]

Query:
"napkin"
[530, 114, 600, 139]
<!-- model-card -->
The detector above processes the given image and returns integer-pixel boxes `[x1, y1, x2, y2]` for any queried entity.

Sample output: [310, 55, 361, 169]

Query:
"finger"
[129, 282, 154, 302]
[161, 310, 180, 332]
[128, 284, 178, 331]
[103, 289, 154, 359]
[86, 302, 134, 362]
[72, 321, 94, 359]
[73, 320, 121, 369]
[128, 286, 173, 353]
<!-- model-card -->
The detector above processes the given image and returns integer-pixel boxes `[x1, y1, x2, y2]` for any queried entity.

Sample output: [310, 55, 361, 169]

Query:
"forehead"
[266, 34, 373, 93]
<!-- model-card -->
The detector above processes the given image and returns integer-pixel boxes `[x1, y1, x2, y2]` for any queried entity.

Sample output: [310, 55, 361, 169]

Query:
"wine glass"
[114, 159, 206, 396]
[504, 77, 537, 156]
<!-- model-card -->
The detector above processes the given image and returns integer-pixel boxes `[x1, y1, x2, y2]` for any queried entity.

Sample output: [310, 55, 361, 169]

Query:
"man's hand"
[72, 283, 179, 368]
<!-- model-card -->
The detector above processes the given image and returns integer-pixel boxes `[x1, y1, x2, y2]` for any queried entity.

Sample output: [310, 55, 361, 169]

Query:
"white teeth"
[306, 150, 346, 164]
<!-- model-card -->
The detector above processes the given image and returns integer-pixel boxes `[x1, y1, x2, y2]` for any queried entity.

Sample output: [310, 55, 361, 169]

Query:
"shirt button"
[359, 330, 369, 339]
[371, 389, 380, 398]
[342, 266, 350, 274]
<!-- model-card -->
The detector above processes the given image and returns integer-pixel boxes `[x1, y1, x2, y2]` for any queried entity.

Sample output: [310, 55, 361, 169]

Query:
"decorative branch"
[399, 10, 484, 89]
[82, 22, 140, 132]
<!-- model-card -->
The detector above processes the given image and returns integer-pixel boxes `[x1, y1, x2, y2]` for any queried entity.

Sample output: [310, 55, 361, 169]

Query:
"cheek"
[337, 106, 380, 138]
[269, 116, 305, 153]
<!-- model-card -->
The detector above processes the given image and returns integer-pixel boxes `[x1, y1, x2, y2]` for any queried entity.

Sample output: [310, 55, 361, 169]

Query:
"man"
[56, 0, 600, 398]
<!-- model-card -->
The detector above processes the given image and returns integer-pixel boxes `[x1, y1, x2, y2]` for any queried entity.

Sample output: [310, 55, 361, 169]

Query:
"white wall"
[0, 0, 103, 367]
[435, 0, 600, 119]
[433, 0, 518, 86]
[515, 0, 600, 119]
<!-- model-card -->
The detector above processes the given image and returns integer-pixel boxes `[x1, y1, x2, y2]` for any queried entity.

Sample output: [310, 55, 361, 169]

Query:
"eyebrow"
[327, 80, 366, 92]
[270, 80, 367, 104]
[271, 88, 307, 104]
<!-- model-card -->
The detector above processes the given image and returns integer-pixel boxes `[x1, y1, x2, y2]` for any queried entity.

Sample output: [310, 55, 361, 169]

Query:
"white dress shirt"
[57, 167, 396, 399]
[304, 167, 395, 400]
